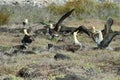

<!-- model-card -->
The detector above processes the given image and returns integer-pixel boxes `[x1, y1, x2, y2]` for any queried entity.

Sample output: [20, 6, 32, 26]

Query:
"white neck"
[50, 23, 54, 29]
[95, 30, 103, 45]
[24, 29, 30, 36]
[73, 32, 82, 46]
[98, 31, 103, 42]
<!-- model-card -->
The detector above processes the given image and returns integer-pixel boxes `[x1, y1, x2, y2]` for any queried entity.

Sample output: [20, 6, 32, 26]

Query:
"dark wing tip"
[71, 25, 84, 34]
[107, 17, 114, 25]
[54, 8, 75, 32]
[71, 8, 75, 11]
[69, 8, 75, 13]
[108, 17, 113, 20]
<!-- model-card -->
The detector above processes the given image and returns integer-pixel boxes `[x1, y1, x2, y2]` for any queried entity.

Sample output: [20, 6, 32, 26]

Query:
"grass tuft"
[0, 7, 11, 26]
[47, 0, 120, 19]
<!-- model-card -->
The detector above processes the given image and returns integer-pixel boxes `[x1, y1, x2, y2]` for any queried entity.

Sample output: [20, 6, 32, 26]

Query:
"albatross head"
[23, 19, 28, 26]
[91, 26, 97, 33]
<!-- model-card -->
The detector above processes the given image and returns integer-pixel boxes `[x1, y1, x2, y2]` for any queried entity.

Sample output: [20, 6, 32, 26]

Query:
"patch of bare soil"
[0, 19, 120, 80]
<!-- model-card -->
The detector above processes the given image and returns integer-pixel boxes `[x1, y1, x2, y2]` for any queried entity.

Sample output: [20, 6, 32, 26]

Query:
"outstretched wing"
[102, 18, 113, 37]
[54, 9, 75, 32]
[99, 31, 119, 48]
[73, 25, 92, 37]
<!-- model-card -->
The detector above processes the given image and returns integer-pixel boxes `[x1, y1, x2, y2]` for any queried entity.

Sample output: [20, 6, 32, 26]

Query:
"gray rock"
[117, 67, 120, 75]
[56, 74, 87, 80]
[17, 67, 42, 78]
[3, 77, 12, 80]
[54, 53, 71, 60]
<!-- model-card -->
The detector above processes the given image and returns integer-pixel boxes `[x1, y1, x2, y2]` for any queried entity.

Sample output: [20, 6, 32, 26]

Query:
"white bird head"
[23, 18, 28, 26]
[50, 23, 54, 29]
[91, 26, 97, 33]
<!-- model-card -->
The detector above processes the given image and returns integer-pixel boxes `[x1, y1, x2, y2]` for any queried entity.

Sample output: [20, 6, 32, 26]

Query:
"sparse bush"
[95, 2, 119, 19]
[48, 0, 120, 19]
[48, 0, 94, 16]
[0, 7, 10, 26]
[5, 4, 54, 24]
[0, 0, 119, 24]
[3, 75, 23, 80]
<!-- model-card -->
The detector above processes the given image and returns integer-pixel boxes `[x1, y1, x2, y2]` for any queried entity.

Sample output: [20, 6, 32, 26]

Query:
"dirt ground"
[0, 19, 120, 80]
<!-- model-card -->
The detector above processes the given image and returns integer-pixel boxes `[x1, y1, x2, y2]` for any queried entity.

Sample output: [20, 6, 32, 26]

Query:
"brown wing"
[99, 31, 120, 48]
[54, 9, 75, 32]
[73, 25, 92, 37]
[102, 18, 113, 37]
[72, 25, 99, 42]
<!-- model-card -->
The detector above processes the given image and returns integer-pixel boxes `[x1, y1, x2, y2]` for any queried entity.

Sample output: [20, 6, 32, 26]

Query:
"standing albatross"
[48, 30, 84, 52]
[65, 30, 84, 52]
[21, 28, 33, 46]
[21, 19, 34, 46]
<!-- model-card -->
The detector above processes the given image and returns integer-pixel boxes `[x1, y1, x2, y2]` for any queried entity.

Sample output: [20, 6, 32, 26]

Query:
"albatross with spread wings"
[72, 18, 120, 49]
[34, 9, 75, 37]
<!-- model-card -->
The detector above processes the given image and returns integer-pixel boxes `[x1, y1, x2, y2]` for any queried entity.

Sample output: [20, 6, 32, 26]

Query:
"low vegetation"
[0, 0, 120, 80]
[0, 21, 120, 80]
[0, 0, 119, 25]
[48, 0, 120, 19]
[0, 7, 10, 26]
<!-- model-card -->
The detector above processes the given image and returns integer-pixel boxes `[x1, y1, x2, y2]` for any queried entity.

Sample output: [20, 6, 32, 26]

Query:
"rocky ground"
[0, 0, 120, 79]
[0, 19, 120, 80]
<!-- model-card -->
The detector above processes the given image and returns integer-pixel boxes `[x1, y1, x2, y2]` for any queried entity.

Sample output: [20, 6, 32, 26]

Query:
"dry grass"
[0, 8, 10, 26]
[0, 19, 120, 80]
[0, 2, 119, 79]
[48, 0, 120, 19]
[0, 1, 120, 26]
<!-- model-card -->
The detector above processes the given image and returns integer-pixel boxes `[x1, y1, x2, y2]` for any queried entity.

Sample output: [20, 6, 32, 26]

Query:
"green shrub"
[0, 7, 10, 26]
